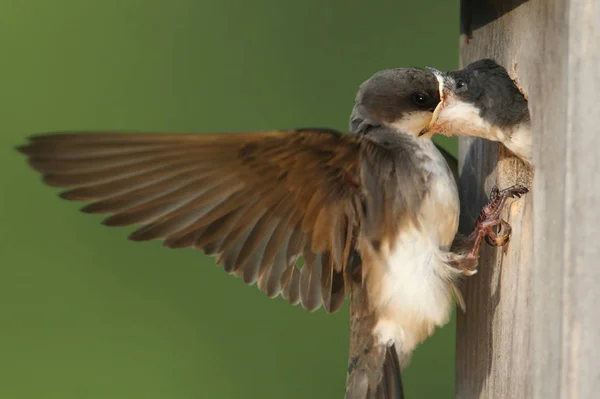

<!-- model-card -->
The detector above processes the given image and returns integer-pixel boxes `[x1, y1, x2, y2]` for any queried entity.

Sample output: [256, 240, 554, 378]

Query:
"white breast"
[434, 99, 532, 163]
[504, 123, 532, 163]
[371, 140, 460, 364]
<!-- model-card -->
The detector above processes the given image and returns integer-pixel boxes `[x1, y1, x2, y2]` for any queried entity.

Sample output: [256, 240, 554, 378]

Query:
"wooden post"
[456, 0, 600, 398]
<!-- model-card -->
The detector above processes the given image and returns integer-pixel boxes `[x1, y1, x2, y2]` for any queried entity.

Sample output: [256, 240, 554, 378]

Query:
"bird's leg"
[467, 184, 528, 258]
[453, 184, 528, 275]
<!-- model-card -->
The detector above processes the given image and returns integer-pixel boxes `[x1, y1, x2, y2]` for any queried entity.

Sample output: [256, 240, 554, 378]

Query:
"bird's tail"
[376, 345, 404, 398]
[345, 279, 405, 399]
[345, 344, 404, 399]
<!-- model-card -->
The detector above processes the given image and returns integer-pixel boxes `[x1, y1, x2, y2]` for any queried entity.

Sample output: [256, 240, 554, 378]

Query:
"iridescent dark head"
[422, 59, 532, 162]
[432, 59, 529, 128]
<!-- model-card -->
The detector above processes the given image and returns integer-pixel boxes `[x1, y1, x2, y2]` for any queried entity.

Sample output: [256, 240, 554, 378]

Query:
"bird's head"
[421, 59, 530, 138]
[350, 68, 441, 137]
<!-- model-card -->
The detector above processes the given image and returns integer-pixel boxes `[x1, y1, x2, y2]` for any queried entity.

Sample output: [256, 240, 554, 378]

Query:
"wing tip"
[15, 144, 31, 156]
[101, 215, 131, 227]
[128, 229, 154, 242]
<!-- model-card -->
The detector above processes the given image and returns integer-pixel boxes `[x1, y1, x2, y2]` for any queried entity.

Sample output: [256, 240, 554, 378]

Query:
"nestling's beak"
[419, 66, 449, 137]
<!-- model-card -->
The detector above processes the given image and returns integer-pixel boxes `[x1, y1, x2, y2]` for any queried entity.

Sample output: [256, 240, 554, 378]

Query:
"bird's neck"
[499, 121, 532, 163]
[474, 121, 532, 164]
[433, 102, 532, 163]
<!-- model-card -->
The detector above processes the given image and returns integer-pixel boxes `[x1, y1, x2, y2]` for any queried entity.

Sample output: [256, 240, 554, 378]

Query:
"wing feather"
[17, 130, 382, 313]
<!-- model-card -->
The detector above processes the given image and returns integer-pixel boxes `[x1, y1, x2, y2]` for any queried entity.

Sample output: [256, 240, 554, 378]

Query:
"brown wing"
[18, 129, 373, 313]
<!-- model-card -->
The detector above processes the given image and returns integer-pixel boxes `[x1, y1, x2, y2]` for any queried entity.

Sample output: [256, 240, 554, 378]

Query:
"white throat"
[386, 111, 433, 137]
[432, 96, 532, 163]
[428, 74, 532, 163]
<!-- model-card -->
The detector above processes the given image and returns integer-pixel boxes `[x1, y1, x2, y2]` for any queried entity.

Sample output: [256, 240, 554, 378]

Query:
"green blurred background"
[0, 1, 459, 398]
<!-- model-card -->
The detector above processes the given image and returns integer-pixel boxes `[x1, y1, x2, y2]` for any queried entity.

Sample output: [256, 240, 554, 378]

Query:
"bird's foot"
[467, 184, 528, 258]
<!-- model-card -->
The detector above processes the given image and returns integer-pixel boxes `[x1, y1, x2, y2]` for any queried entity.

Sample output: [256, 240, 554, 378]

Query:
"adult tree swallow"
[17, 67, 527, 399]
[422, 59, 532, 164]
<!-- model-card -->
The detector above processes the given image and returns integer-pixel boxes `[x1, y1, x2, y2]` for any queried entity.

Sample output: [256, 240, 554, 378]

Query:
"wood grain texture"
[458, 1, 600, 398]
[537, 1, 600, 398]
[456, 1, 539, 398]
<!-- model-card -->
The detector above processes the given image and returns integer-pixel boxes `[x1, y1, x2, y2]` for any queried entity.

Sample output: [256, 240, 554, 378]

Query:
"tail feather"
[346, 280, 405, 398]
[345, 344, 405, 399]
[375, 345, 404, 399]
[345, 368, 369, 399]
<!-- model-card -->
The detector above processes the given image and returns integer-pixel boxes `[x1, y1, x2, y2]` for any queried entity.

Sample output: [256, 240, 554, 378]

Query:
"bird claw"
[503, 184, 529, 198]
[484, 219, 512, 247]
[466, 184, 529, 261]
[481, 184, 528, 221]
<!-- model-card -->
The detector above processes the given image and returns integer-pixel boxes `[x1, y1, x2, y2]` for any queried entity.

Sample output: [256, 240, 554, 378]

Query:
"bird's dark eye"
[413, 92, 428, 106]
[456, 79, 466, 89]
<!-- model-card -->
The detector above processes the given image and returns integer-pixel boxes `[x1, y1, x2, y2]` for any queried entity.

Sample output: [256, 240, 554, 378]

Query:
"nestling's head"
[350, 68, 441, 136]
[422, 59, 530, 137]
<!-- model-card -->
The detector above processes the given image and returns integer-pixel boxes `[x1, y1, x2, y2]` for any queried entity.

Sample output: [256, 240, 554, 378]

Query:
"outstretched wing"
[19, 129, 381, 313]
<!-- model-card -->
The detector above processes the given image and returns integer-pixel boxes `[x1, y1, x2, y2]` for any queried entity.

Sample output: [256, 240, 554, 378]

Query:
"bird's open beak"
[419, 66, 449, 137]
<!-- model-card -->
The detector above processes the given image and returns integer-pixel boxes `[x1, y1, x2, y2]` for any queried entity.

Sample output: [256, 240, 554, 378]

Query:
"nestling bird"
[422, 59, 532, 164]
[17, 66, 527, 399]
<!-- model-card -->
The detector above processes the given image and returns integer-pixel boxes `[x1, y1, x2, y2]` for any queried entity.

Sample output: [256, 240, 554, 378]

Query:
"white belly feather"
[371, 142, 460, 364]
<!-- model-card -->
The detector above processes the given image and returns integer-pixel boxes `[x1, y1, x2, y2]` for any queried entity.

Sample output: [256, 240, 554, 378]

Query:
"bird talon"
[485, 231, 510, 247]
[464, 186, 527, 260]
[484, 219, 512, 247]
[502, 184, 529, 199]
